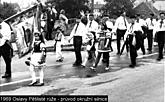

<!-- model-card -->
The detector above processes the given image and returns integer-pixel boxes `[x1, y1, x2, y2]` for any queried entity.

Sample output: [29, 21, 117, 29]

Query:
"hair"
[150, 13, 154, 16]
[89, 13, 94, 17]
[60, 9, 65, 14]
[81, 16, 88, 25]
[160, 12, 165, 15]
[34, 32, 45, 44]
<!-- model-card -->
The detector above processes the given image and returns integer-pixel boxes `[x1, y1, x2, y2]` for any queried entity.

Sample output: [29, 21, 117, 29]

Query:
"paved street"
[0, 39, 164, 102]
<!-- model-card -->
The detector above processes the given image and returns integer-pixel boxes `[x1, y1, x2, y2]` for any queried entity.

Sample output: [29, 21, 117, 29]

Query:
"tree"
[0, 2, 19, 20]
[102, 0, 135, 18]
[47, 0, 90, 18]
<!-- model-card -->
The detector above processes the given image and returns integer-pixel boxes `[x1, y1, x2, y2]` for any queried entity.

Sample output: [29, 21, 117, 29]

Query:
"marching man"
[125, 15, 144, 68]
[154, 12, 165, 61]
[112, 11, 129, 55]
[145, 13, 157, 54]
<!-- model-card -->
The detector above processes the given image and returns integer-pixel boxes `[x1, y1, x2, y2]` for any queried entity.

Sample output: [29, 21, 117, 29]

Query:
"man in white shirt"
[135, 14, 146, 55]
[0, 17, 12, 78]
[68, 16, 88, 66]
[145, 13, 157, 54]
[153, 12, 165, 61]
[112, 11, 129, 55]
[125, 15, 144, 68]
[86, 13, 99, 41]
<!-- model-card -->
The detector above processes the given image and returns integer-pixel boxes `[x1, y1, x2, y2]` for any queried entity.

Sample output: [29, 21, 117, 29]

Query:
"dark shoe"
[129, 64, 136, 68]
[148, 51, 152, 54]
[80, 65, 85, 68]
[2, 73, 11, 78]
[116, 52, 120, 55]
[59, 59, 63, 62]
[73, 62, 77, 66]
[28, 81, 38, 86]
[25, 60, 30, 66]
[157, 57, 163, 61]
[73, 62, 81, 66]
[27, 57, 31, 60]
[102, 59, 107, 63]
[36, 83, 44, 86]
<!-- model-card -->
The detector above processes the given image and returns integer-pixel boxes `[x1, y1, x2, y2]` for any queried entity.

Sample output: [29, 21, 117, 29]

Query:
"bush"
[0, 2, 18, 20]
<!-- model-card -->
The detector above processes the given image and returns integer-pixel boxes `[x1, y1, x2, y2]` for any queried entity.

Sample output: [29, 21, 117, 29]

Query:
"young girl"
[81, 32, 96, 67]
[90, 31, 112, 71]
[54, 26, 64, 62]
[26, 31, 46, 86]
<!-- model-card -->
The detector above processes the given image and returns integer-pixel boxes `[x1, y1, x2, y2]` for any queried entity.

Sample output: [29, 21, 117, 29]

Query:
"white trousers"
[56, 41, 63, 60]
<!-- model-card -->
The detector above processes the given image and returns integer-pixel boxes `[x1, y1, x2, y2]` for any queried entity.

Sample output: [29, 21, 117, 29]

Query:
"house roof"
[94, 3, 104, 9]
[153, 1, 165, 11]
[133, 2, 159, 17]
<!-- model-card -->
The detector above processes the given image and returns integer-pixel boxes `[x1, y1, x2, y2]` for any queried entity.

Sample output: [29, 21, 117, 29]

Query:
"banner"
[13, 17, 34, 58]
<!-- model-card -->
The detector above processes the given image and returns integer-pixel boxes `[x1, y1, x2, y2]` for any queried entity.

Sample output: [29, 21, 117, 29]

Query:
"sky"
[1, 0, 105, 3]
[1, 0, 106, 9]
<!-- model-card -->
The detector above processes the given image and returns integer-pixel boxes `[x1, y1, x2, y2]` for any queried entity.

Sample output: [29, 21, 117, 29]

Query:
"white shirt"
[69, 22, 87, 39]
[113, 16, 129, 32]
[0, 22, 11, 46]
[87, 20, 99, 33]
[125, 22, 143, 41]
[137, 18, 147, 27]
[145, 18, 156, 30]
[59, 14, 68, 24]
[106, 20, 114, 29]
[154, 19, 165, 32]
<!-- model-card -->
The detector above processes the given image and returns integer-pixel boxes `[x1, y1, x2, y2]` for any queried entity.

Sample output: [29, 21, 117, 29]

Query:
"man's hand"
[0, 33, 3, 38]
[68, 39, 71, 43]
[112, 32, 116, 35]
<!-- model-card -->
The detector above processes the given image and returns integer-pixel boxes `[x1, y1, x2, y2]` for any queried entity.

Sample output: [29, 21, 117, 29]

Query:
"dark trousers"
[129, 35, 137, 65]
[157, 31, 165, 59]
[0, 42, 12, 75]
[73, 36, 82, 64]
[94, 52, 109, 68]
[117, 29, 127, 54]
[46, 21, 54, 40]
[147, 30, 153, 51]
[135, 31, 145, 54]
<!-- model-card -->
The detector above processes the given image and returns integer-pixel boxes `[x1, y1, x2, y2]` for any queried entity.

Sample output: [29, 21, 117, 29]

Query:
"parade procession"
[0, 0, 165, 102]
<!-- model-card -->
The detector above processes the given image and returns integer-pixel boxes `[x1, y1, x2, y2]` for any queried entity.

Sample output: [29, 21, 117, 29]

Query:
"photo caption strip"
[0, 95, 108, 102]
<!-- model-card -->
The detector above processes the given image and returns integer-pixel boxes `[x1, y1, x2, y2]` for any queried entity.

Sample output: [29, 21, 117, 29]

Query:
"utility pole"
[91, 0, 94, 13]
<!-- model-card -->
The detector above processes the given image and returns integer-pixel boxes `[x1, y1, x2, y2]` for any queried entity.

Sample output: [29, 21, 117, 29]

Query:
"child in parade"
[26, 31, 46, 86]
[81, 32, 96, 68]
[54, 26, 64, 62]
[90, 30, 112, 71]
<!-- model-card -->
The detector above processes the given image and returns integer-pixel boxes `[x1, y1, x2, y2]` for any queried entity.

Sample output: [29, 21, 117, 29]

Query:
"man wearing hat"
[154, 12, 165, 61]
[0, 17, 12, 78]
[146, 13, 157, 54]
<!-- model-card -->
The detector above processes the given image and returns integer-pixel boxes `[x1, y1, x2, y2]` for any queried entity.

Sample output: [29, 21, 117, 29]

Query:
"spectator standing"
[46, 3, 57, 40]
[0, 18, 12, 78]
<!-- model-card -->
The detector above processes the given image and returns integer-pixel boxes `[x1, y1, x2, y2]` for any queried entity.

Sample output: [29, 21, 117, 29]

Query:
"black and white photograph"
[0, 0, 164, 102]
